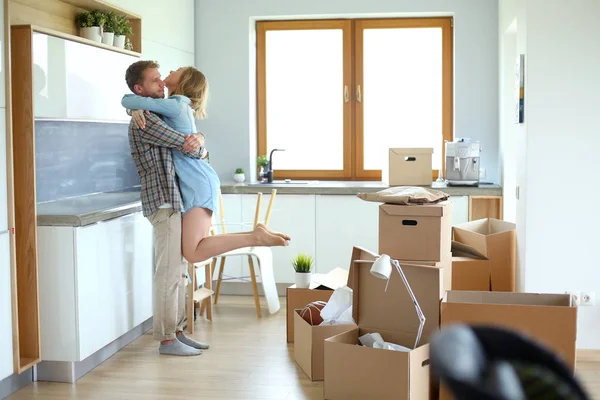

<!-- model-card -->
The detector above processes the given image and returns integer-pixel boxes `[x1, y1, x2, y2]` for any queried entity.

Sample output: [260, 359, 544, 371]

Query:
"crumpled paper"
[319, 286, 355, 326]
[359, 332, 410, 352]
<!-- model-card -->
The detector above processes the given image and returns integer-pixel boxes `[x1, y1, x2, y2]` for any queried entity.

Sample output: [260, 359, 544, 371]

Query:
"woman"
[122, 66, 290, 263]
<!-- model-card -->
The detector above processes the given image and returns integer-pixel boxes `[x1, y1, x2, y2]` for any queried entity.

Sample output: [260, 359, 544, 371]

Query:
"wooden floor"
[7, 296, 600, 400]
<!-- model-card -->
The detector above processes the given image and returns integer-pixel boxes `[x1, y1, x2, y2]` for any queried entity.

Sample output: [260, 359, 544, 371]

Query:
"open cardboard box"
[450, 241, 491, 291]
[452, 218, 516, 292]
[286, 268, 349, 343]
[441, 291, 577, 368]
[379, 202, 452, 262]
[324, 247, 432, 400]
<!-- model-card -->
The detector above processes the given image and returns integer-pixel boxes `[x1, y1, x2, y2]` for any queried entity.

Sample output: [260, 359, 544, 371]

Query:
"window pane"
[362, 28, 443, 171]
[265, 29, 344, 170]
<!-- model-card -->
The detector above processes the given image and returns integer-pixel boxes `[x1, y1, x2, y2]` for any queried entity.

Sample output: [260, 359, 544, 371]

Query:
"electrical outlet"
[479, 168, 486, 179]
[581, 292, 595, 306]
[566, 291, 581, 306]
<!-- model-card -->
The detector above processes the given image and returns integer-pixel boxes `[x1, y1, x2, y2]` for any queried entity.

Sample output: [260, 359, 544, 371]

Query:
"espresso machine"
[445, 138, 481, 186]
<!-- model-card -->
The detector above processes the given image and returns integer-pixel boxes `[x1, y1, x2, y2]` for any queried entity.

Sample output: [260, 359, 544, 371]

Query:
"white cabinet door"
[0, 232, 13, 380]
[75, 220, 112, 360]
[0, 113, 7, 231]
[449, 196, 469, 226]
[32, 32, 135, 122]
[315, 195, 379, 274]
[75, 212, 153, 360]
[241, 194, 316, 283]
[38, 226, 78, 362]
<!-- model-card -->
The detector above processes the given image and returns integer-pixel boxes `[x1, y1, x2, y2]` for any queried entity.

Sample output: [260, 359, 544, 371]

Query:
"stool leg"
[214, 258, 226, 304]
[187, 262, 195, 334]
[247, 256, 262, 318]
[205, 260, 213, 321]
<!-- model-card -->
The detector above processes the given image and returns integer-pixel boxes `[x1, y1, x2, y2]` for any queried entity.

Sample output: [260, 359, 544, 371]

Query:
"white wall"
[104, 0, 195, 80]
[194, 0, 499, 183]
[508, 0, 600, 349]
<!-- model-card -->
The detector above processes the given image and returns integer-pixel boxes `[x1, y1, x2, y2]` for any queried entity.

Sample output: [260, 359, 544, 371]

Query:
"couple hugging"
[123, 61, 290, 357]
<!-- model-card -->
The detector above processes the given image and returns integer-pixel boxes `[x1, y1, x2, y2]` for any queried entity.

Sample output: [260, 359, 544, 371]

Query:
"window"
[257, 17, 453, 181]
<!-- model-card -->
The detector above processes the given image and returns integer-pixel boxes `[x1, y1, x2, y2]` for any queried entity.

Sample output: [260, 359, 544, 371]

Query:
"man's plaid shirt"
[128, 113, 203, 217]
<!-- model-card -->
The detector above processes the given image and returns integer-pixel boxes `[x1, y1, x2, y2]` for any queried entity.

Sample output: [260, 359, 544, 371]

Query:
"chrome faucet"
[263, 148, 285, 183]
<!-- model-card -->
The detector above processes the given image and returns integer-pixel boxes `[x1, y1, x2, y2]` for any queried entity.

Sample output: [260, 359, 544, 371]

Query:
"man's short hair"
[125, 60, 160, 92]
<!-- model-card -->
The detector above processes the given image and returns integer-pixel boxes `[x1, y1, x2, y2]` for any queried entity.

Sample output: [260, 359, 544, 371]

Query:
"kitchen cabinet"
[315, 195, 379, 274]
[241, 194, 316, 284]
[212, 193, 484, 285]
[37, 212, 153, 362]
[449, 195, 470, 226]
[0, 232, 13, 380]
[32, 32, 136, 122]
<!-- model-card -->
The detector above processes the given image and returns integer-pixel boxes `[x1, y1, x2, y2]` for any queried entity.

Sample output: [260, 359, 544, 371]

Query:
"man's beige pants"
[149, 208, 186, 341]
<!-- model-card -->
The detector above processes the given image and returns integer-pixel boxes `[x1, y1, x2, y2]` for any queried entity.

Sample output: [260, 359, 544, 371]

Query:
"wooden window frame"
[256, 17, 453, 181]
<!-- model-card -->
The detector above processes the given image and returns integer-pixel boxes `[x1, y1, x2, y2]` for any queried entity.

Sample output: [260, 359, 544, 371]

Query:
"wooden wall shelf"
[31, 25, 141, 57]
[469, 196, 503, 221]
[9, 0, 142, 55]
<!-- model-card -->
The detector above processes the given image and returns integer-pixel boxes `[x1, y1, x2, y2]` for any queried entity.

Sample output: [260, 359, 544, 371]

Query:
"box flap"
[390, 148, 434, 156]
[311, 268, 349, 290]
[451, 241, 488, 260]
[380, 202, 449, 218]
[444, 291, 574, 307]
[454, 218, 516, 237]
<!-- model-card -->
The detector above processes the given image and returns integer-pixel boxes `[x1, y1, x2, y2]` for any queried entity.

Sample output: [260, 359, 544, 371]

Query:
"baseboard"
[214, 281, 290, 297]
[577, 349, 600, 362]
[36, 317, 153, 383]
[0, 368, 33, 400]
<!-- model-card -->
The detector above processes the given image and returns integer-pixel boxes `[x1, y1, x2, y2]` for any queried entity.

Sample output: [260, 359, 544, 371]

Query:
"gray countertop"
[37, 188, 143, 227]
[36, 182, 502, 227]
[220, 181, 502, 196]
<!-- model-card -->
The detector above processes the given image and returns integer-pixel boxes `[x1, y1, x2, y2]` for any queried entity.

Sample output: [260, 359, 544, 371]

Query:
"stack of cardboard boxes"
[287, 196, 578, 400]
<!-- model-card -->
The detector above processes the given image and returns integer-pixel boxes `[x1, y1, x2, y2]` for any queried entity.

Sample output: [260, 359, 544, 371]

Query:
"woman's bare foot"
[256, 223, 291, 241]
[253, 226, 289, 247]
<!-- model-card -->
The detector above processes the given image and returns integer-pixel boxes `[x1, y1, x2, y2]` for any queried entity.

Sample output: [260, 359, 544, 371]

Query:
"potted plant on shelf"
[76, 10, 106, 43]
[234, 168, 245, 183]
[101, 11, 117, 46]
[292, 253, 313, 289]
[113, 14, 132, 49]
[257, 155, 269, 181]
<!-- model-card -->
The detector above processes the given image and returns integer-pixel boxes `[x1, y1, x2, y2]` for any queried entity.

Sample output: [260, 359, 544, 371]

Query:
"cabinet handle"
[344, 85, 349, 103]
[356, 85, 362, 103]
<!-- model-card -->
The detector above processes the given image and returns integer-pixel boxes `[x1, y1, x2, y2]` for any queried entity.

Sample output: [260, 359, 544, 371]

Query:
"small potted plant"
[113, 14, 132, 49]
[234, 168, 245, 183]
[101, 11, 117, 46]
[292, 253, 313, 288]
[257, 155, 269, 181]
[76, 10, 105, 43]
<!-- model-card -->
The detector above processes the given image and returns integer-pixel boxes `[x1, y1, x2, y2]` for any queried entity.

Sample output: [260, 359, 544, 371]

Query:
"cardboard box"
[383, 148, 433, 186]
[441, 291, 577, 368]
[452, 218, 516, 292]
[450, 241, 491, 291]
[324, 247, 432, 400]
[399, 256, 452, 342]
[379, 202, 452, 262]
[293, 310, 356, 381]
[286, 268, 349, 343]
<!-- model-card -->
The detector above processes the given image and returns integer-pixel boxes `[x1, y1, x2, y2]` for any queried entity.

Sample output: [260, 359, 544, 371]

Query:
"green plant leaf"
[292, 253, 313, 273]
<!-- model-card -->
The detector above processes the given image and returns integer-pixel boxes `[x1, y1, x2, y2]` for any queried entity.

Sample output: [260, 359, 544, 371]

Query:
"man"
[124, 60, 208, 356]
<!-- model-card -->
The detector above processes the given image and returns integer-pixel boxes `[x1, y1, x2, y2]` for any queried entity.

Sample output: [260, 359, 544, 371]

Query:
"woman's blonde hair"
[171, 67, 209, 119]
